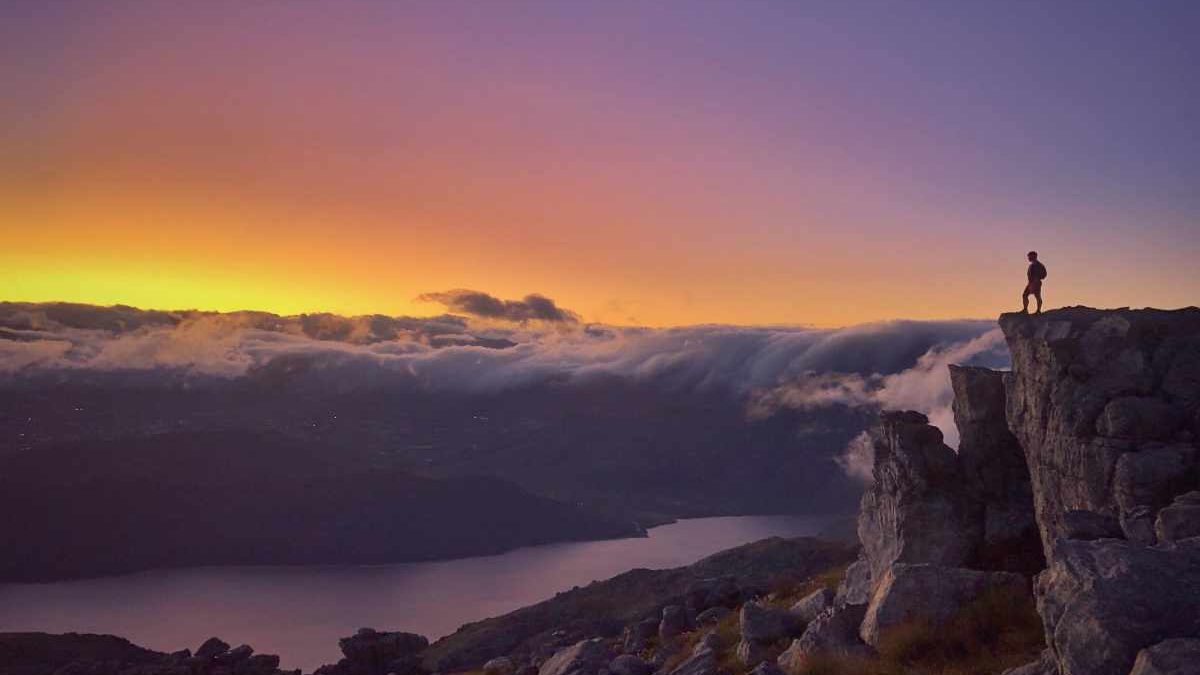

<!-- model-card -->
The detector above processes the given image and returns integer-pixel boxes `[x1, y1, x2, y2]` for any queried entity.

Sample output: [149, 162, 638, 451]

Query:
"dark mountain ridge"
[0, 430, 638, 582]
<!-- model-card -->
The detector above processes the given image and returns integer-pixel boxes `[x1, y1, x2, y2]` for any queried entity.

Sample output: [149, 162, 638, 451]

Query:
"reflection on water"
[0, 515, 830, 672]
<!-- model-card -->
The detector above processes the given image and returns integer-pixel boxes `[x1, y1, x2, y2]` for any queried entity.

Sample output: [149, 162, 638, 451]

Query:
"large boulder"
[789, 588, 833, 624]
[859, 563, 1025, 647]
[1035, 538, 1200, 675]
[539, 639, 611, 675]
[740, 601, 800, 644]
[857, 411, 983, 582]
[834, 556, 872, 607]
[777, 603, 869, 670]
[1128, 638, 1200, 675]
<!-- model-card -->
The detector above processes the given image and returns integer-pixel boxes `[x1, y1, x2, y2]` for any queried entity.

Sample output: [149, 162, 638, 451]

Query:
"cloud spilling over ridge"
[0, 301, 1007, 455]
[749, 327, 1010, 480]
[0, 301, 998, 388]
[417, 289, 579, 323]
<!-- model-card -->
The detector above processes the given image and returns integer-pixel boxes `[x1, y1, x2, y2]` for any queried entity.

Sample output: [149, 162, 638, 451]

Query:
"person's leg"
[1034, 287, 1043, 314]
[1022, 285, 1031, 313]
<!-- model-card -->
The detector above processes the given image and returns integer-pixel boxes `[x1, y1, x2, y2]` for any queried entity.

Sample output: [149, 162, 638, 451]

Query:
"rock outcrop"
[1000, 308, 1200, 552]
[1000, 308, 1200, 675]
[856, 411, 983, 581]
[859, 563, 1024, 646]
[314, 628, 429, 675]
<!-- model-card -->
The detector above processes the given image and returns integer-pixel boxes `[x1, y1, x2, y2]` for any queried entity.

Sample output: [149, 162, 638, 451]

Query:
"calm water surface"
[0, 515, 830, 672]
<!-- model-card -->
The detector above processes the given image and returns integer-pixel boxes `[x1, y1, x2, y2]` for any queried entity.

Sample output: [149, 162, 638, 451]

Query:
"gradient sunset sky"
[3, 1, 1197, 327]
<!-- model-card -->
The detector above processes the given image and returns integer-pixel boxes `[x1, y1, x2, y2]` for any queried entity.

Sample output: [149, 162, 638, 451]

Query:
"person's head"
[1027, 251, 1038, 261]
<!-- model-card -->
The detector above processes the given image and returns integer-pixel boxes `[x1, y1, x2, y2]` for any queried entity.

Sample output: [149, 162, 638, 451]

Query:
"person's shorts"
[1024, 280, 1043, 295]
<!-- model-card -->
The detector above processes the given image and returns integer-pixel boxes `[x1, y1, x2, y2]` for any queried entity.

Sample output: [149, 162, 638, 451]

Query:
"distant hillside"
[0, 430, 639, 582]
[421, 536, 857, 672]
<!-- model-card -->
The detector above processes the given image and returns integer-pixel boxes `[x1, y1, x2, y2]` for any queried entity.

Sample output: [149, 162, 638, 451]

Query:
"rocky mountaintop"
[4, 306, 1196, 675]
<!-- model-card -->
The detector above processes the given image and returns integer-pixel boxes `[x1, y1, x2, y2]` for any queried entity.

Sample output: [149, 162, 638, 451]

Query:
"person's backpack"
[1036, 262, 1048, 280]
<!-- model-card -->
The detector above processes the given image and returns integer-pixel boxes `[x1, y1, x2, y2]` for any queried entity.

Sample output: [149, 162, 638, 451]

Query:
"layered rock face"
[1000, 308, 1200, 551]
[856, 411, 983, 581]
[779, 399, 1042, 665]
[1000, 307, 1200, 675]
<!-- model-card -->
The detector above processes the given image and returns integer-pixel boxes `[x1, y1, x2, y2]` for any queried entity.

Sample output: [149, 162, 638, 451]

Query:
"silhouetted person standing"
[1023, 251, 1047, 314]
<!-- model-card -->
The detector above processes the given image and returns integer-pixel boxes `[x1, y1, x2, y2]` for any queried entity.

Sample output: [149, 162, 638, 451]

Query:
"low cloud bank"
[0, 299, 1009, 464]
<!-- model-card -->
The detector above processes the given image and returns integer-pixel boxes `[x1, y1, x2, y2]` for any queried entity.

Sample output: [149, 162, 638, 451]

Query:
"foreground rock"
[0, 632, 296, 675]
[859, 563, 1025, 646]
[1034, 538, 1200, 675]
[779, 603, 869, 669]
[1002, 307, 1200, 675]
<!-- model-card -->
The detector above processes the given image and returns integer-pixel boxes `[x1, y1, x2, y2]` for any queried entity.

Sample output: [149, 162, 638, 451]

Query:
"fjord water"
[0, 515, 830, 672]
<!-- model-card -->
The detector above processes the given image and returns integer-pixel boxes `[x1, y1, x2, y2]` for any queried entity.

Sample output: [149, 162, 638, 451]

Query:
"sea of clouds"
[0, 291, 1010, 473]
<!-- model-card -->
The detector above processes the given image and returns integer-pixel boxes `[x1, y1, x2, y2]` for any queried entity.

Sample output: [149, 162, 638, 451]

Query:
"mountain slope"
[0, 430, 639, 582]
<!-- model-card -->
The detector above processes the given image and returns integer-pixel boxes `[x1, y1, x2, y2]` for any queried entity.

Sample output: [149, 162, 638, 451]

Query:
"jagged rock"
[857, 411, 983, 582]
[484, 657, 517, 675]
[951, 366, 1044, 574]
[834, 556, 872, 607]
[665, 635, 717, 675]
[783, 604, 869, 664]
[1001, 650, 1057, 675]
[1035, 538, 1200, 675]
[517, 665, 540, 675]
[694, 607, 731, 625]
[608, 654, 652, 675]
[789, 588, 833, 624]
[740, 601, 799, 643]
[197, 637, 232, 660]
[659, 605, 690, 641]
[1155, 491, 1200, 542]
[539, 638, 610, 675]
[1128, 638, 1200, 675]
[859, 563, 1025, 647]
[1061, 510, 1124, 541]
